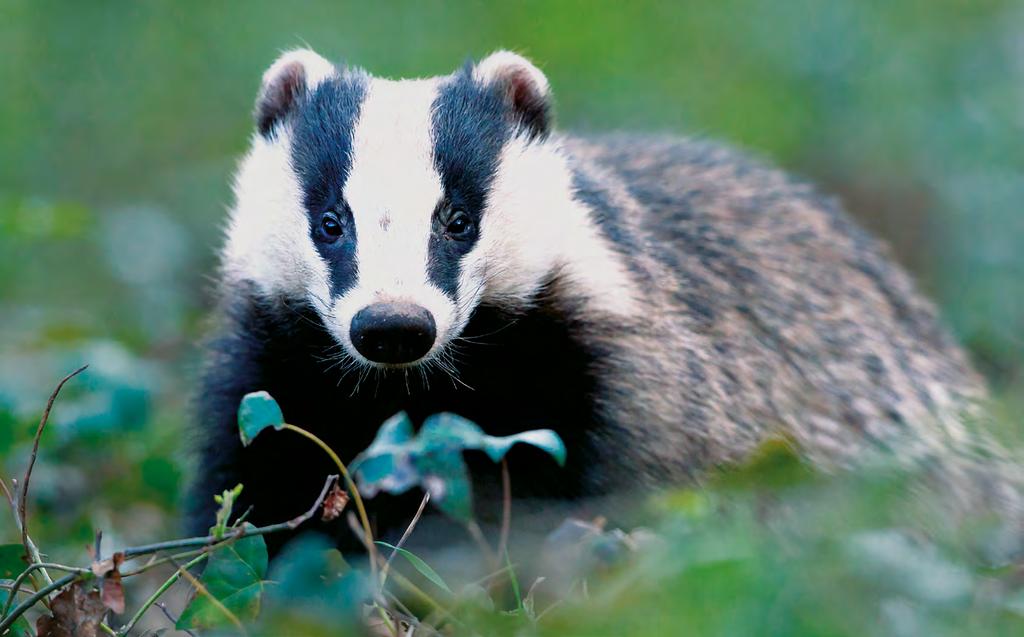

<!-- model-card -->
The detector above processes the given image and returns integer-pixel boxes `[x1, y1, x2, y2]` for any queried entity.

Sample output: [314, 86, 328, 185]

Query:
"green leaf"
[479, 429, 566, 466]
[419, 413, 567, 466]
[177, 523, 268, 630]
[376, 542, 453, 594]
[352, 412, 567, 522]
[0, 591, 31, 637]
[237, 391, 285, 446]
[0, 545, 30, 636]
[368, 411, 415, 447]
[350, 412, 419, 497]
[414, 446, 473, 521]
[0, 543, 27, 580]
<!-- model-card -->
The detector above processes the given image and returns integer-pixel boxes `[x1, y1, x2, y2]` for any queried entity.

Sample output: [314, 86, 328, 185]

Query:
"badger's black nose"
[349, 303, 436, 364]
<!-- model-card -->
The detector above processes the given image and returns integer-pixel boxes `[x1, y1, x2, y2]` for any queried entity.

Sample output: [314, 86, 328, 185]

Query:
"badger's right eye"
[318, 211, 343, 242]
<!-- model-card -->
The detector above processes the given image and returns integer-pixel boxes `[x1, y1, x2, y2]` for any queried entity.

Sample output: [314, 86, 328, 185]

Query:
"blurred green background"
[0, 0, 1022, 633]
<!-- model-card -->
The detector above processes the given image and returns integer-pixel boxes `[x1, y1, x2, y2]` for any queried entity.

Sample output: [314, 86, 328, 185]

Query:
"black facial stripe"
[427, 64, 512, 297]
[290, 72, 368, 297]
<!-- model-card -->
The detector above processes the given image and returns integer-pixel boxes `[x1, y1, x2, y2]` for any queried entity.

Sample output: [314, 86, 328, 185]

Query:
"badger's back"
[561, 134, 988, 490]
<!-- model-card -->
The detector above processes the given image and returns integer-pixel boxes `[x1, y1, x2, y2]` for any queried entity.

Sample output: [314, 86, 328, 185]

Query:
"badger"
[189, 49, 1008, 552]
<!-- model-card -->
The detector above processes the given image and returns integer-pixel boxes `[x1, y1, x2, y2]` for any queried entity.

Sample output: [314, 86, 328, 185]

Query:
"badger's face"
[224, 49, 568, 369]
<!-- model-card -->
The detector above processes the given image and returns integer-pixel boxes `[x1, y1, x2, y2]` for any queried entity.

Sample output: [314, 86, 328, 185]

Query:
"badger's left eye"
[318, 211, 343, 242]
[445, 210, 474, 240]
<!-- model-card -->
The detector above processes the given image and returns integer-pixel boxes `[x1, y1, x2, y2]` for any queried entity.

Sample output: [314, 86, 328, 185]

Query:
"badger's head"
[224, 49, 630, 370]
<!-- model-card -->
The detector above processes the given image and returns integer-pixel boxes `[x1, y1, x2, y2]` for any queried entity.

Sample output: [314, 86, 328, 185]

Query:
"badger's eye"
[319, 211, 343, 242]
[445, 210, 474, 240]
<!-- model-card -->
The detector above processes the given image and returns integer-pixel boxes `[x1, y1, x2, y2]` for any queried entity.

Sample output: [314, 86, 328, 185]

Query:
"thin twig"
[0, 478, 47, 610]
[1, 563, 90, 617]
[288, 474, 338, 529]
[20, 365, 88, 564]
[156, 602, 196, 637]
[380, 492, 430, 589]
[497, 459, 512, 561]
[121, 473, 338, 559]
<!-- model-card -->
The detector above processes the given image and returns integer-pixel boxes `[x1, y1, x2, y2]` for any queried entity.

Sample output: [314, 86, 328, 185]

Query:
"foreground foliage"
[0, 371, 1022, 636]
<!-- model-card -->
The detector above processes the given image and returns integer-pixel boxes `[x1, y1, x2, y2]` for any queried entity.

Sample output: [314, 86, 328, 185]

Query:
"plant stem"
[380, 492, 430, 590]
[118, 553, 207, 636]
[279, 423, 379, 584]
[122, 473, 336, 560]
[497, 458, 512, 561]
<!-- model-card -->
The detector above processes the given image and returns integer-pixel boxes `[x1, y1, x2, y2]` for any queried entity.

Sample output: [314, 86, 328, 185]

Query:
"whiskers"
[421, 343, 474, 391]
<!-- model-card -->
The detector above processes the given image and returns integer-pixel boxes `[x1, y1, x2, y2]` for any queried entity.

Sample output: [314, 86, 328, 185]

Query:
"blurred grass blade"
[375, 541, 452, 594]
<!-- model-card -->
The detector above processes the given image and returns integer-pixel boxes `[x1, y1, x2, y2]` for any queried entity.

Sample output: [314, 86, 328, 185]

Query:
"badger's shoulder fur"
[188, 50, 1006, 550]
[559, 134, 995, 490]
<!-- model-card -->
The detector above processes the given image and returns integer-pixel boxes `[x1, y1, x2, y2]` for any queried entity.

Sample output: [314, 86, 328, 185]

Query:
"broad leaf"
[0, 545, 30, 636]
[479, 429, 566, 466]
[414, 444, 474, 520]
[376, 541, 453, 593]
[350, 412, 419, 496]
[237, 391, 285, 446]
[177, 523, 268, 630]
[419, 413, 566, 466]
[353, 412, 567, 522]
[0, 543, 26, 579]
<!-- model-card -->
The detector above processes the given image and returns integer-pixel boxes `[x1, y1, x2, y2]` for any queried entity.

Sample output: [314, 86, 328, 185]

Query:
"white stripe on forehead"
[345, 77, 444, 295]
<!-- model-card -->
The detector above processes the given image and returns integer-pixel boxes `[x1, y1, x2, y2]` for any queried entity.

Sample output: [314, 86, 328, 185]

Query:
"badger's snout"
[349, 302, 437, 365]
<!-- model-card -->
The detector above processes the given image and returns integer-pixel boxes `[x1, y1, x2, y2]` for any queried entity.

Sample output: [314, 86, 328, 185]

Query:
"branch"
[19, 365, 88, 575]
[121, 473, 338, 559]
[156, 602, 196, 637]
[1, 563, 90, 617]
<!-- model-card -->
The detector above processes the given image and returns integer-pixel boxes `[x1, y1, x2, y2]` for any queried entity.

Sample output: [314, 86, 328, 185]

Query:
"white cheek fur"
[223, 132, 332, 309]
[473, 139, 640, 317]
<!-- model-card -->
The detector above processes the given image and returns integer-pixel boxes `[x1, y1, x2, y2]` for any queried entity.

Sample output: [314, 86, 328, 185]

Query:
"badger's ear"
[474, 51, 552, 139]
[255, 49, 337, 138]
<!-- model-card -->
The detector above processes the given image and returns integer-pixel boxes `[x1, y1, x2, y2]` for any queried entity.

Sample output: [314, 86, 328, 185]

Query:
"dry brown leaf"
[36, 581, 107, 637]
[101, 569, 125, 615]
[90, 551, 124, 578]
[321, 483, 349, 521]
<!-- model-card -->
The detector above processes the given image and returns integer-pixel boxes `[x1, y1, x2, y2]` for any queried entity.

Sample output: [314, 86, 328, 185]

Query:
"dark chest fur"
[190, 290, 603, 552]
